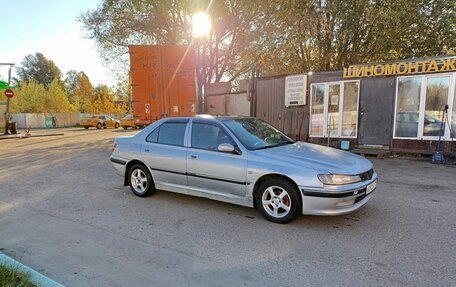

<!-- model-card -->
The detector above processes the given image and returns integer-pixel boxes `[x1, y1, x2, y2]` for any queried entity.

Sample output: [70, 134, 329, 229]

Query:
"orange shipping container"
[129, 45, 197, 126]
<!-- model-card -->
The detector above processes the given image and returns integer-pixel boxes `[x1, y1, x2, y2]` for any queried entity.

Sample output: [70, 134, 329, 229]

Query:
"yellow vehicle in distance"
[120, 115, 146, 129]
[80, 115, 120, 129]
[120, 115, 135, 129]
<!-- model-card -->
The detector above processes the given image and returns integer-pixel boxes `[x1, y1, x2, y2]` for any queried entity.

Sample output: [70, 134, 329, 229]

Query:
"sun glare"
[192, 12, 211, 37]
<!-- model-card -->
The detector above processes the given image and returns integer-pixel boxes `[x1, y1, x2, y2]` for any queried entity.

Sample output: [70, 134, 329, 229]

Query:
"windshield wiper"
[255, 141, 294, 150]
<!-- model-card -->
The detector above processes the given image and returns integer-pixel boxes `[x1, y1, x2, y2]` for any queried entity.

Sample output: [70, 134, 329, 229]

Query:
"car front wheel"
[255, 178, 301, 224]
[128, 164, 156, 197]
[115, 123, 120, 129]
[96, 123, 102, 129]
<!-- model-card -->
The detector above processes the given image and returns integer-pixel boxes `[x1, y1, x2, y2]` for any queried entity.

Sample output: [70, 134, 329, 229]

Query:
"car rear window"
[146, 122, 187, 147]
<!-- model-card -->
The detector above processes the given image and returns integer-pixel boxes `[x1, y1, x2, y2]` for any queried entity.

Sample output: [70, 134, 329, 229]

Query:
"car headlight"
[318, 174, 361, 185]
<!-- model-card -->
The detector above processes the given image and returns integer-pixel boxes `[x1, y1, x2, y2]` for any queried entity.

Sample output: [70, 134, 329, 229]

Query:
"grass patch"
[0, 263, 37, 287]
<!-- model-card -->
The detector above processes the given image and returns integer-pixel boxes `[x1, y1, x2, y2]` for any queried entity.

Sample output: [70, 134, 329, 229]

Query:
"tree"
[80, 0, 455, 82]
[256, 0, 455, 76]
[9, 80, 47, 113]
[111, 78, 130, 112]
[64, 70, 80, 97]
[16, 53, 63, 87]
[85, 84, 125, 114]
[9, 79, 75, 113]
[80, 0, 270, 84]
[46, 79, 75, 113]
[70, 72, 95, 113]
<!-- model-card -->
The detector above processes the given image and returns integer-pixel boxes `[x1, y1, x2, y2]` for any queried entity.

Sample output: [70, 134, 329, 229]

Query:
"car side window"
[146, 127, 159, 143]
[99, 116, 105, 120]
[146, 122, 187, 146]
[191, 123, 234, 151]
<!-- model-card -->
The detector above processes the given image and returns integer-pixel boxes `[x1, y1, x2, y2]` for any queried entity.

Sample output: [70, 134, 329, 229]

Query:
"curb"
[0, 253, 64, 287]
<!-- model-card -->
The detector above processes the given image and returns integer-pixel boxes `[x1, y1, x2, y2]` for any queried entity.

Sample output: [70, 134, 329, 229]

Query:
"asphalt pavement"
[0, 128, 455, 286]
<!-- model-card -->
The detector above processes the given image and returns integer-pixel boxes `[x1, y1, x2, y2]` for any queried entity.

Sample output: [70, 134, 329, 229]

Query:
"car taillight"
[111, 143, 117, 153]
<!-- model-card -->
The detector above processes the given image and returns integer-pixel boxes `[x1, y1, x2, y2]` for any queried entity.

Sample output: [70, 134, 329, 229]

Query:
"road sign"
[4, 88, 14, 98]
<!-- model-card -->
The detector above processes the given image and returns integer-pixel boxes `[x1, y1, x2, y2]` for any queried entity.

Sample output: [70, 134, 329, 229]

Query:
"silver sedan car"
[110, 116, 378, 223]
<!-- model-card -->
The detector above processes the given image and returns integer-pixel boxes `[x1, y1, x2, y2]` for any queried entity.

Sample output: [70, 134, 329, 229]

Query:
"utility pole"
[1, 63, 14, 135]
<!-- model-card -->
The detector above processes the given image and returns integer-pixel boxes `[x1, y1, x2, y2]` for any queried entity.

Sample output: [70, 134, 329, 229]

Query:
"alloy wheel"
[130, 168, 148, 194]
[261, 186, 291, 218]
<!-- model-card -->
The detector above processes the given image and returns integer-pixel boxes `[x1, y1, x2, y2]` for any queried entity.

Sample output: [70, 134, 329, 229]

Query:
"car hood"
[253, 142, 372, 174]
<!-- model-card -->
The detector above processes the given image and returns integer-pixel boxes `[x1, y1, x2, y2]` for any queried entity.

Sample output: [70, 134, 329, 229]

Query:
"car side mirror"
[218, 143, 238, 154]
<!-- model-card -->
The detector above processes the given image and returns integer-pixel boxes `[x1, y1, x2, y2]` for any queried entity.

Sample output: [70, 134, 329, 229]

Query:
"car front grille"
[360, 168, 374, 181]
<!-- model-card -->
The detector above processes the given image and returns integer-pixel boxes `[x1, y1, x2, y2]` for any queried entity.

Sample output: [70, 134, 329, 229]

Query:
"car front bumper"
[299, 177, 377, 216]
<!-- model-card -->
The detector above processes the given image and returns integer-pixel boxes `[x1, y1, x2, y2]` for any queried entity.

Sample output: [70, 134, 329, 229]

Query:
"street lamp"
[1, 63, 14, 135]
[192, 12, 211, 114]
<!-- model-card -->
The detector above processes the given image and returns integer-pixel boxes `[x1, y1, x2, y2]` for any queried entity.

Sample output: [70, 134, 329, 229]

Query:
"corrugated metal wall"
[255, 72, 343, 141]
[255, 76, 307, 141]
[206, 93, 250, 116]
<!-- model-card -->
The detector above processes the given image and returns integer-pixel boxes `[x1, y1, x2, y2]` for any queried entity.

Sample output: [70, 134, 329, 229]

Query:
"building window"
[394, 73, 455, 140]
[309, 81, 359, 138]
[310, 84, 325, 136]
[395, 77, 421, 138]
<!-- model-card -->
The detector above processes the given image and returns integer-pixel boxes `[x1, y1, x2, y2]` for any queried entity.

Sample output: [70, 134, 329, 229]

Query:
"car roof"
[192, 115, 251, 121]
[155, 115, 252, 125]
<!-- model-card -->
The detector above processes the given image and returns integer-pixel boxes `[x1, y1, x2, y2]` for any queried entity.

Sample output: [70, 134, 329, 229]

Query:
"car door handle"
[190, 155, 198, 159]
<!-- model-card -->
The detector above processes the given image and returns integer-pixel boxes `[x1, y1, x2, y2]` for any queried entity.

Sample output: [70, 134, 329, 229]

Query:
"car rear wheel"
[96, 122, 102, 129]
[115, 123, 120, 129]
[84, 126, 89, 129]
[255, 178, 301, 224]
[123, 126, 128, 130]
[128, 164, 156, 197]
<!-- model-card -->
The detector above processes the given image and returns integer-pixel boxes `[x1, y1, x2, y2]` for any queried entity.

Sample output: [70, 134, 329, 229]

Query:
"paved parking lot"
[0, 128, 455, 286]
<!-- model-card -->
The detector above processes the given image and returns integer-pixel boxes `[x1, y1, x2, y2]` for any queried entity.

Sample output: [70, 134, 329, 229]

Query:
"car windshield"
[222, 118, 294, 150]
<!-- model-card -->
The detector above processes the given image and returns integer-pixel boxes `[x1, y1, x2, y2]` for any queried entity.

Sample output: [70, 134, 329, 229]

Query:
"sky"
[0, 0, 116, 86]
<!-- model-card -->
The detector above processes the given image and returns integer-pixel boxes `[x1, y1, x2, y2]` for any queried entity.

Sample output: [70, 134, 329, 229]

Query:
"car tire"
[255, 178, 301, 224]
[128, 164, 156, 197]
[96, 123, 102, 129]
[123, 126, 128, 130]
[84, 126, 89, 129]
[115, 123, 120, 129]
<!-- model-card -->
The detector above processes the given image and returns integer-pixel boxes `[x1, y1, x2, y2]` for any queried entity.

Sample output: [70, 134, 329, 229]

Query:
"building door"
[358, 77, 396, 146]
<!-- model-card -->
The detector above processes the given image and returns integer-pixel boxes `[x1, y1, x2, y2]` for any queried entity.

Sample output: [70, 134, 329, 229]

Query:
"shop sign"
[285, 74, 307, 107]
[343, 57, 456, 78]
